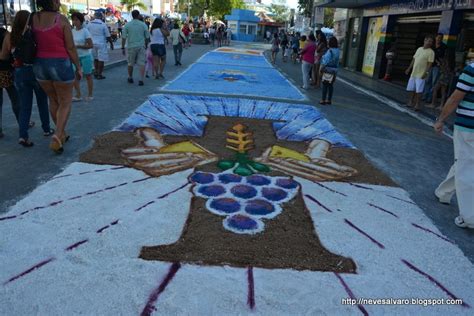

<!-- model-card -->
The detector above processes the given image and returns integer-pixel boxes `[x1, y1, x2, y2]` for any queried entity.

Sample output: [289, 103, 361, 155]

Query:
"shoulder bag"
[14, 12, 37, 65]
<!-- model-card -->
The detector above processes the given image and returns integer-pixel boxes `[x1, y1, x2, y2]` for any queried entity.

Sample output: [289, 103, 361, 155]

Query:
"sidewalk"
[337, 68, 455, 129]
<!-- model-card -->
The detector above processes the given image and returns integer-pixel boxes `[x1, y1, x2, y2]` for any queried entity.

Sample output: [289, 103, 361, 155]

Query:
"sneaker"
[159, 74, 165, 79]
[72, 97, 82, 102]
[138, 81, 144, 86]
[43, 129, 55, 136]
[454, 216, 474, 229]
[127, 78, 134, 84]
[85, 96, 94, 102]
[178, 62, 182, 66]
[434, 192, 451, 205]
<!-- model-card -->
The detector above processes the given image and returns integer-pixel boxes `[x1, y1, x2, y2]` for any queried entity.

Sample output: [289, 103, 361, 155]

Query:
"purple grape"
[262, 187, 287, 201]
[245, 199, 275, 216]
[276, 178, 299, 189]
[190, 172, 214, 184]
[218, 173, 242, 184]
[231, 184, 257, 199]
[246, 175, 271, 186]
[210, 198, 241, 214]
[226, 214, 259, 231]
[198, 185, 225, 197]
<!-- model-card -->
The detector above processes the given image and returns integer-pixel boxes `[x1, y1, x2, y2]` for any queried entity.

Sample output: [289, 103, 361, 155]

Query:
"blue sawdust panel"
[116, 95, 354, 148]
[197, 51, 272, 68]
[275, 110, 323, 137]
[162, 63, 305, 101]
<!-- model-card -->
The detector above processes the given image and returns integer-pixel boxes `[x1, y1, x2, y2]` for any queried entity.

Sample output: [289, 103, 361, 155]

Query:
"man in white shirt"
[87, 12, 110, 79]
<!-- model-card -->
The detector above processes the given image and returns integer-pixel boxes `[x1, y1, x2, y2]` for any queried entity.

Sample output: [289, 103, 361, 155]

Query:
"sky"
[261, 0, 299, 9]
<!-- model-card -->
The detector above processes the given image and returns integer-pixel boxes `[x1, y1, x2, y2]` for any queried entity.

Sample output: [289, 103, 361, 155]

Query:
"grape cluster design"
[190, 171, 300, 234]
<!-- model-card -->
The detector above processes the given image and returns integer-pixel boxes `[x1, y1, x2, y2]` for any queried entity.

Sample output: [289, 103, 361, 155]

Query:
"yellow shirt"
[411, 47, 435, 78]
[299, 40, 306, 50]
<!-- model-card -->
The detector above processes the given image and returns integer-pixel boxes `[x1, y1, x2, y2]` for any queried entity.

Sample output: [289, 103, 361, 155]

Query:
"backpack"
[13, 12, 37, 65]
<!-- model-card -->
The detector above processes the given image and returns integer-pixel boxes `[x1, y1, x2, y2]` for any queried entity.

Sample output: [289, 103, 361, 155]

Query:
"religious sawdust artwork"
[197, 51, 272, 68]
[97, 95, 370, 272]
[214, 47, 263, 55]
[2, 48, 474, 315]
[161, 49, 306, 100]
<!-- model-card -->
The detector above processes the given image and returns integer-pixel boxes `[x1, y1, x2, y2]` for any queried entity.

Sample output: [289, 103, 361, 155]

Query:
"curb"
[104, 59, 127, 70]
[337, 73, 454, 132]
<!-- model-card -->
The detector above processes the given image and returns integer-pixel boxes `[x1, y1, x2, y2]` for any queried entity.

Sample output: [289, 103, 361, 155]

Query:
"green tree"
[269, 4, 289, 23]
[179, 0, 245, 19]
[324, 8, 335, 28]
[297, 0, 313, 17]
[120, 0, 148, 12]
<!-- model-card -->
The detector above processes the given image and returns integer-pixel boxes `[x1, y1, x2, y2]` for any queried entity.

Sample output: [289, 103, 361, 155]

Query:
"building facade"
[315, 0, 474, 85]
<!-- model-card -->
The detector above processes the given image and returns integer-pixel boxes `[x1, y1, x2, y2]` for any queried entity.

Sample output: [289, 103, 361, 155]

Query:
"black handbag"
[14, 12, 37, 65]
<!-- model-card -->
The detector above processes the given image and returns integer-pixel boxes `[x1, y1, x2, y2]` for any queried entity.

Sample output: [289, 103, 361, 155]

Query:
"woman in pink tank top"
[32, 0, 82, 154]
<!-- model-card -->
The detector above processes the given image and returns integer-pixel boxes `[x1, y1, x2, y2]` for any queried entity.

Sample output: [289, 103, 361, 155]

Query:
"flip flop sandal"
[18, 138, 34, 147]
[43, 129, 55, 136]
[62, 134, 70, 143]
[49, 135, 64, 154]
[454, 216, 474, 229]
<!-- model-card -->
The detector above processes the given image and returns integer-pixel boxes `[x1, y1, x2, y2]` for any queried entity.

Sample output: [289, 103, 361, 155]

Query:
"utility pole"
[188, 1, 191, 20]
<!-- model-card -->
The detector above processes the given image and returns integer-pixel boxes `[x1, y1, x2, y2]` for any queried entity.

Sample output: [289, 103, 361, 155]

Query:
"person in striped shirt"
[434, 62, 474, 229]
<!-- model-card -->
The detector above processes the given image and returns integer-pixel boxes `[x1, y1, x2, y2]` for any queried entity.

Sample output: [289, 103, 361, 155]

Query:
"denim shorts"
[33, 58, 75, 83]
[150, 44, 166, 57]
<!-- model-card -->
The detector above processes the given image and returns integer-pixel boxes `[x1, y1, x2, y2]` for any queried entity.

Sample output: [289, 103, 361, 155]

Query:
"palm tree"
[120, 0, 148, 12]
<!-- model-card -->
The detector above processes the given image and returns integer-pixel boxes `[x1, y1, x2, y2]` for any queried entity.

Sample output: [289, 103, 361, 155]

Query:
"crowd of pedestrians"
[268, 28, 473, 230]
[269, 30, 341, 105]
[0, 4, 194, 152]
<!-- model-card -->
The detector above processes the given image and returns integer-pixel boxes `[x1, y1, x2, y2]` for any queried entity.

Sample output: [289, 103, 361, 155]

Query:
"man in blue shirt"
[434, 62, 474, 229]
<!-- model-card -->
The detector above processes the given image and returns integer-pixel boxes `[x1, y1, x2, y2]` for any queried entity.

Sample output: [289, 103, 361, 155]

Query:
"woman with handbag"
[0, 11, 52, 147]
[32, 0, 82, 153]
[319, 37, 340, 105]
[0, 27, 20, 139]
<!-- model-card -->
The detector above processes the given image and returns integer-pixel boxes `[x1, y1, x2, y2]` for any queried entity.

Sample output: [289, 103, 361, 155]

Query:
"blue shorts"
[33, 58, 75, 83]
[150, 44, 166, 57]
[76, 54, 93, 75]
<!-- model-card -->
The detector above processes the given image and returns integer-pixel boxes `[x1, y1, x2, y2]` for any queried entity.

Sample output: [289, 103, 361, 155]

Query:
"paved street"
[1, 42, 472, 260]
[0, 42, 473, 314]
[0, 43, 212, 210]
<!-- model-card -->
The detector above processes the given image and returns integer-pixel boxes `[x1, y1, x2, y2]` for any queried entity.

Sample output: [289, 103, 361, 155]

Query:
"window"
[247, 25, 256, 35]
[239, 24, 247, 34]
[229, 23, 237, 32]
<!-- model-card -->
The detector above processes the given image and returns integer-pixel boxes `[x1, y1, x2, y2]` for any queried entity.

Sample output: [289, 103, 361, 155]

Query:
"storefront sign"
[453, 0, 474, 9]
[364, 0, 459, 16]
[313, 7, 324, 25]
[362, 17, 383, 76]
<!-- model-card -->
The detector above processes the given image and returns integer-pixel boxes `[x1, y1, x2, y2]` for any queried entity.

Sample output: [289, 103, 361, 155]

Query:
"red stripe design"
[247, 267, 255, 310]
[401, 259, 470, 308]
[344, 219, 385, 249]
[141, 262, 181, 316]
[334, 273, 369, 315]
[367, 203, 398, 218]
[304, 194, 333, 213]
[3, 257, 56, 285]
